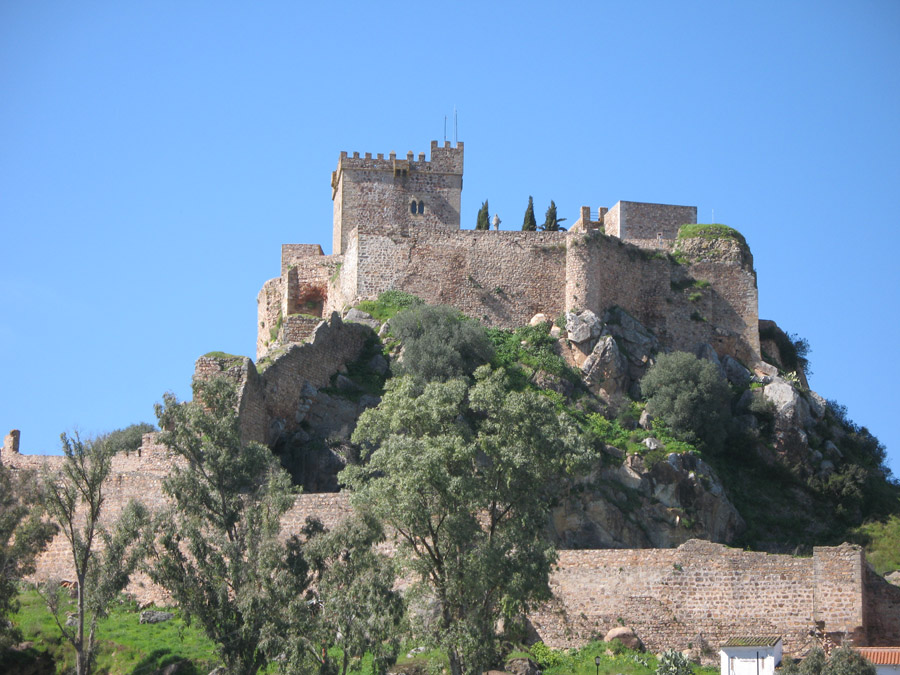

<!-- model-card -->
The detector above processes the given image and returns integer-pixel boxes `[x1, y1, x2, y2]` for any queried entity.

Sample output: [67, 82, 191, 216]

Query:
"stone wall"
[604, 201, 698, 246]
[530, 540, 885, 655]
[5, 444, 893, 658]
[346, 228, 568, 327]
[332, 141, 463, 255]
[565, 231, 760, 365]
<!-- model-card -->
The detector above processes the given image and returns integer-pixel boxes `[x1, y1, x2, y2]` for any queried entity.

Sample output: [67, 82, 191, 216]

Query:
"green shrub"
[676, 224, 748, 248]
[356, 290, 423, 323]
[641, 352, 731, 454]
[390, 304, 493, 382]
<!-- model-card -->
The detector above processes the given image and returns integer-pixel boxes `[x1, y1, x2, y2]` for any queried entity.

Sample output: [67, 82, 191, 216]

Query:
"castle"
[257, 140, 760, 369]
[3, 140, 898, 657]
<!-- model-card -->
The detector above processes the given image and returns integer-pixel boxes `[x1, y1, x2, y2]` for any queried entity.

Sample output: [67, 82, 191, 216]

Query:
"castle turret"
[331, 140, 464, 255]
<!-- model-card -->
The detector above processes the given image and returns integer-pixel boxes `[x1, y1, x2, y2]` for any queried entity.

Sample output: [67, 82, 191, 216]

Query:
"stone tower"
[331, 140, 464, 255]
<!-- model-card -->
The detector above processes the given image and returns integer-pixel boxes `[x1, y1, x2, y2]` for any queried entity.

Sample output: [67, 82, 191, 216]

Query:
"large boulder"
[504, 657, 542, 675]
[581, 336, 628, 399]
[721, 355, 752, 388]
[565, 310, 602, 344]
[604, 626, 644, 651]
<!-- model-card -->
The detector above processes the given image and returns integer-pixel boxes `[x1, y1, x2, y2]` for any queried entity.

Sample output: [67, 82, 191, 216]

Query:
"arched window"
[417, 201, 425, 214]
[410, 200, 418, 215]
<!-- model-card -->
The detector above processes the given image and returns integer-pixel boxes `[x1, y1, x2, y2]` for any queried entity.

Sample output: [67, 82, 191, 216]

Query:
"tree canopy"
[640, 351, 732, 453]
[343, 366, 585, 675]
[150, 376, 310, 675]
[475, 200, 490, 230]
[390, 304, 494, 382]
[522, 196, 537, 231]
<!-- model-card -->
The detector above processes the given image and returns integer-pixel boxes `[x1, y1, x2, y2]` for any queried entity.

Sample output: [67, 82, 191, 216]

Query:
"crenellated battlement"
[333, 140, 463, 185]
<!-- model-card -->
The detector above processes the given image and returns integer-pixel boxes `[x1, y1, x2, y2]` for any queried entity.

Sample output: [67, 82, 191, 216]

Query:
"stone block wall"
[529, 540, 874, 655]
[565, 231, 760, 365]
[865, 565, 900, 645]
[605, 201, 698, 247]
[7, 444, 891, 658]
[332, 141, 463, 255]
[349, 228, 568, 327]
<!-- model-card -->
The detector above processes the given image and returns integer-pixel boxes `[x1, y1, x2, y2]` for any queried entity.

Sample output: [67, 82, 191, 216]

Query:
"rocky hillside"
[244, 292, 898, 560]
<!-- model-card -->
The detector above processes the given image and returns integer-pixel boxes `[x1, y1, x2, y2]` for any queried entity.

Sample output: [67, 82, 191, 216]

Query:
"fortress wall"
[332, 147, 463, 255]
[354, 229, 568, 327]
[865, 565, 900, 645]
[241, 317, 371, 445]
[281, 244, 324, 275]
[531, 541, 869, 655]
[6, 445, 883, 657]
[565, 232, 759, 364]
[607, 202, 697, 245]
[257, 278, 282, 360]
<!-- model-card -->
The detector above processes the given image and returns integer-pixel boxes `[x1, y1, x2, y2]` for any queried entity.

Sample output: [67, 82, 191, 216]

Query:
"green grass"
[676, 224, 748, 248]
[7, 588, 218, 674]
[522, 640, 717, 675]
[203, 351, 243, 362]
[852, 514, 900, 575]
[356, 290, 423, 323]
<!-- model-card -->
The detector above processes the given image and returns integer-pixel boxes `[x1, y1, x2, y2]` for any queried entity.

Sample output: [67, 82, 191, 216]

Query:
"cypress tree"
[476, 200, 490, 230]
[522, 196, 537, 231]
[541, 200, 559, 231]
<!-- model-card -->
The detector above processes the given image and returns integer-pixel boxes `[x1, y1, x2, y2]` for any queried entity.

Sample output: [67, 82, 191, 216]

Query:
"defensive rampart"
[4, 440, 897, 654]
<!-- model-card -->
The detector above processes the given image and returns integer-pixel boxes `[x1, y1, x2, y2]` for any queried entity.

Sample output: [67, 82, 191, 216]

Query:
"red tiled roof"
[855, 648, 900, 665]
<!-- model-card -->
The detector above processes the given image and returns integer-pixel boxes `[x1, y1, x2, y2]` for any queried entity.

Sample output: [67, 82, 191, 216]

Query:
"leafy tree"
[343, 366, 585, 675]
[476, 200, 490, 230]
[300, 513, 404, 675]
[781, 648, 875, 675]
[540, 200, 565, 231]
[390, 304, 494, 382]
[0, 463, 56, 651]
[40, 433, 148, 675]
[522, 196, 537, 231]
[149, 376, 311, 675]
[104, 422, 156, 455]
[640, 351, 732, 453]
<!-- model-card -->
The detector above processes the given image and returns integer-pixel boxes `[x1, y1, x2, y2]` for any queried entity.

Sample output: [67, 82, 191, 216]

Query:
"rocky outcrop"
[549, 451, 744, 549]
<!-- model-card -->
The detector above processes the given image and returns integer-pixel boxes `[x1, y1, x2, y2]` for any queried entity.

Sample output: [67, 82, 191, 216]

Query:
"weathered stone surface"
[566, 310, 602, 344]
[581, 336, 628, 398]
[504, 657, 542, 675]
[721, 355, 751, 388]
[639, 408, 654, 430]
[529, 313, 549, 327]
[696, 343, 722, 371]
[602, 307, 659, 367]
[764, 379, 813, 430]
[343, 307, 380, 330]
[642, 437, 664, 451]
[604, 626, 644, 652]
[140, 610, 174, 624]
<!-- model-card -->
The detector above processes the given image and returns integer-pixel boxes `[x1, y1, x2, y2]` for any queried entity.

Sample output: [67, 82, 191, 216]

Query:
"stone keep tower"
[331, 140, 464, 255]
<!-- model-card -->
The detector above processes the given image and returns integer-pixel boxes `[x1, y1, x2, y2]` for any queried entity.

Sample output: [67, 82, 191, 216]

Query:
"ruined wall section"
[813, 544, 867, 644]
[530, 540, 868, 655]
[332, 141, 463, 255]
[565, 231, 759, 365]
[865, 565, 900, 645]
[605, 201, 697, 247]
[350, 229, 568, 327]
[257, 246, 343, 360]
[229, 315, 371, 445]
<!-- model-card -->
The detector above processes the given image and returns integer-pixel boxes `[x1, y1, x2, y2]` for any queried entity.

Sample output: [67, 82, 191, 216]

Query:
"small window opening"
[417, 201, 425, 214]
[410, 201, 418, 215]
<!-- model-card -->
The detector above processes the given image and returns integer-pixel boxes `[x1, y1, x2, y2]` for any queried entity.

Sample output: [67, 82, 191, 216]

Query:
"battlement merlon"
[331, 140, 463, 196]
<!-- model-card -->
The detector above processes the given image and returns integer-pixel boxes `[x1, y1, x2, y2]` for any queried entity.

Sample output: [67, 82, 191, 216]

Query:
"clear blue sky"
[2, 2, 898, 477]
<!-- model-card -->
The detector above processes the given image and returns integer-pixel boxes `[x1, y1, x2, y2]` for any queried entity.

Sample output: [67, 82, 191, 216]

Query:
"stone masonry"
[258, 140, 761, 367]
[4, 438, 898, 655]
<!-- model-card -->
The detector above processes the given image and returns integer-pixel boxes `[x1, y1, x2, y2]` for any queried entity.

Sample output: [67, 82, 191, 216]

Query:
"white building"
[720, 636, 783, 675]
[855, 648, 900, 675]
